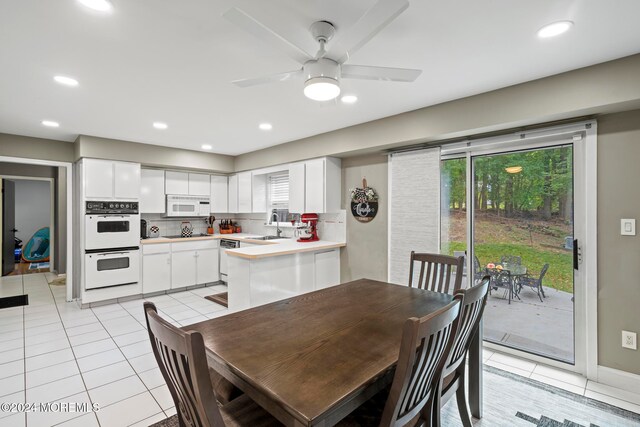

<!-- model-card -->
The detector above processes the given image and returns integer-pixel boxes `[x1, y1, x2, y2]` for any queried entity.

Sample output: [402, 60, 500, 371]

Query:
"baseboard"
[597, 365, 640, 395]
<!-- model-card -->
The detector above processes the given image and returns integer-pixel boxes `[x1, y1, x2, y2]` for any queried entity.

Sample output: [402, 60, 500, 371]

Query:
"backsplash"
[141, 211, 346, 243]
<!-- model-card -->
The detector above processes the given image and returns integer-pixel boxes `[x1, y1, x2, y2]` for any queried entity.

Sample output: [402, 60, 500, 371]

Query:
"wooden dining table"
[185, 278, 483, 427]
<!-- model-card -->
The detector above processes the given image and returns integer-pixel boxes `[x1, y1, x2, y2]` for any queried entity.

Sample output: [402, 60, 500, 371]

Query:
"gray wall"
[13, 180, 51, 247]
[597, 109, 640, 376]
[340, 154, 388, 283]
[75, 135, 234, 173]
[0, 133, 74, 163]
[235, 53, 640, 171]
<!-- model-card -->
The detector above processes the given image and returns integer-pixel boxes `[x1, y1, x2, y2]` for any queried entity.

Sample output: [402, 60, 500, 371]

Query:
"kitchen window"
[268, 171, 289, 223]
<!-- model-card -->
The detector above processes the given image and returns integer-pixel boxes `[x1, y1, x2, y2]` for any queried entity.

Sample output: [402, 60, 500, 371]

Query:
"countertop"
[226, 239, 345, 260]
[141, 234, 345, 259]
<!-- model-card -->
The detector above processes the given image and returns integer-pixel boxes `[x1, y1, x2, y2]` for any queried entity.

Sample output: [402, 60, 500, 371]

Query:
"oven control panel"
[86, 201, 139, 214]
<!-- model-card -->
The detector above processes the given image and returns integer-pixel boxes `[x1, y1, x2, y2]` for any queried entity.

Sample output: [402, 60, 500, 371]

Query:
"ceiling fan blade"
[341, 64, 421, 82]
[223, 7, 312, 65]
[232, 69, 302, 88]
[334, 0, 409, 64]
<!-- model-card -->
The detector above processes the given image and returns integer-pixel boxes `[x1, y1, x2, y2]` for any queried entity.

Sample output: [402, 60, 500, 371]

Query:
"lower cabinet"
[314, 249, 341, 290]
[142, 240, 220, 294]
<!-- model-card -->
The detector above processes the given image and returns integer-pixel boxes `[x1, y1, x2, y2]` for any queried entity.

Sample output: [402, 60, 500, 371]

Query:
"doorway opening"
[1, 177, 54, 276]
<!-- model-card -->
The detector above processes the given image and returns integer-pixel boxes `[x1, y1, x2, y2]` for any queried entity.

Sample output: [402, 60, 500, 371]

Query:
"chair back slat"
[445, 276, 490, 375]
[380, 300, 461, 427]
[144, 302, 225, 427]
[409, 252, 464, 293]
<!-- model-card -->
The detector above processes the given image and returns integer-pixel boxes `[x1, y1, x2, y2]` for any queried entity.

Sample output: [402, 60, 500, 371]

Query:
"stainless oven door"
[85, 249, 140, 290]
[85, 214, 140, 250]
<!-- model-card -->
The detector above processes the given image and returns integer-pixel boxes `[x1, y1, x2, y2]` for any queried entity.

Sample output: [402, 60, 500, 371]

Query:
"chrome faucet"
[271, 212, 282, 238]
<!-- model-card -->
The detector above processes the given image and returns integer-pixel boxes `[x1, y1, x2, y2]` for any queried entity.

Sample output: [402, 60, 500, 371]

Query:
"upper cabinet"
[251, 172, 267, 213]
[289, 157, 341, 213]
[140, 169, 165, 213]
[228, 174, 239, 213]
[210, 175, 228, 213]
[188, 173, 210, 196]
[165, 171, 188, 194]
[237, 171, 252, 213]
[84, 159, 140, 200]
[165, 171, 210, 196]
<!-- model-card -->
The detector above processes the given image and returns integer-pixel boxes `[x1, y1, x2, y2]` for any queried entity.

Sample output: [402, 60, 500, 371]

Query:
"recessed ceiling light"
[41, 120, 59, 128]
[537, 21, 573, 38]
[153, 122, 168, 130]
[77, 0, 113, 12]
[341, 95, 358, 104]
[201, 144, 212, 150]
[53, 75, 79, 87]
[259, 123, 273, 131]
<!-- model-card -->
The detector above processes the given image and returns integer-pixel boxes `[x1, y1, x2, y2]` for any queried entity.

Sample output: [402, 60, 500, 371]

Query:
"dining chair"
[408, 252, 465, 293]
[143, 302, 282, 427]
[338, 299, 461, 427]
[518, 263, 549, 302]
[440, 276, 490, 427]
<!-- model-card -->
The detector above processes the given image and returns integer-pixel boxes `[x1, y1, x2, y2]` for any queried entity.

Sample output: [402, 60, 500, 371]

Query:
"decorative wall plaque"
[349, 178, 379, 223]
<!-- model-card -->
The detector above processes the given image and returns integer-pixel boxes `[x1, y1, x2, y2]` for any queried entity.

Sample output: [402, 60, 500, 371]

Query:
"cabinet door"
[84, 159, 114, 199]
[252, 173, 267, 213]
[196, 248, 219, 284]
[305, 158, 325, 213]
[171, 250, 197, 289]
[288, 162, 305, 213]
[210, 175, 228, 213]
[165, 171, 189, 195]
[140, 169, 165, 213]
[188, 173, 210, 196]
[314, 249, 340, 290]
[238, 171, 252, 213]
[143, 253, 171, 293]
[228, 174, 238, 213]
[114, 162, 140, 199]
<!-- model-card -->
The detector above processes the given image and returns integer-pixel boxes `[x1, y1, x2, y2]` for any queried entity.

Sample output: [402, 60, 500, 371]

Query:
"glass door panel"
[472, 145, 575, 363]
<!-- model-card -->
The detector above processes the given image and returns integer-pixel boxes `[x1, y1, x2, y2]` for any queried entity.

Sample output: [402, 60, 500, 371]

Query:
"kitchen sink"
[250, 235, 283, 240]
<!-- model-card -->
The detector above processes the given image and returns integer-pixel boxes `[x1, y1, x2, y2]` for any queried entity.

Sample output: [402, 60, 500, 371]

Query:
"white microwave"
[165, 195, 211, 217]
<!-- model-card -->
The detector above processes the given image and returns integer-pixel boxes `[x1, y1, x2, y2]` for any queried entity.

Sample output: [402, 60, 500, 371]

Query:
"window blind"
[269, 172, 289, 208]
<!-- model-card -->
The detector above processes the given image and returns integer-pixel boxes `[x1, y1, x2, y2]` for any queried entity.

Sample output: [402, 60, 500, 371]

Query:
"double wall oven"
[85, 201, 140, 290]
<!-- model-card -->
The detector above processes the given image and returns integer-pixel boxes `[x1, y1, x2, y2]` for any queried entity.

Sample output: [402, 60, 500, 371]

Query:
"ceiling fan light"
[304, 77, 340, 101]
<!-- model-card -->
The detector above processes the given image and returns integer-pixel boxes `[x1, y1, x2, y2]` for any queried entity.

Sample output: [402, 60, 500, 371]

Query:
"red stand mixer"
[297, 213, 319, 242]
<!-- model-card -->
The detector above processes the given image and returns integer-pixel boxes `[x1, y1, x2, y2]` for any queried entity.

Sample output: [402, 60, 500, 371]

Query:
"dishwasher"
[219, 239, 239, 282]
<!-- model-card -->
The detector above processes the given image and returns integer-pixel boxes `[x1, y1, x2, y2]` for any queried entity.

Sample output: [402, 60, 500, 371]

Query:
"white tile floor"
[0, 273, 228, 427]
[1, 273, 639, 426]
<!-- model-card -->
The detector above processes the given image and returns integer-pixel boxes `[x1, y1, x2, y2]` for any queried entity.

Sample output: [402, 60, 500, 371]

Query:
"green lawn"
[443, 242, 573, 293]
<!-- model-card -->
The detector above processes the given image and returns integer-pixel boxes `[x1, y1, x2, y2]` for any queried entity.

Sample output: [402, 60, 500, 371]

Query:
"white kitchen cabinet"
[288, 162, 306, 213]
[142, 244, 171, 294]
[252, 173, 267, 213]
[140, 169, 165, 213]
[314, 249, 341, 290]
[196, 248, 219, 284]
[288, 157, 341, 213]
[188, 173, 210, 196]
[171, 250, 197, 289]
[165, 171, 189, 195]
[238, 171, 252, 213]
[114, 162, 141, 199]
[305, 158, 325, 213]
[84, 159, 115, 199]
[84, 159, 140, 200]
[228, 174, 238, 213]
[210, 175, 228, 213]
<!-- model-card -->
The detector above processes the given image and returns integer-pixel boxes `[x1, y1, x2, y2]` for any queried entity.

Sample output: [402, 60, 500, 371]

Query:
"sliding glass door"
[471, 145, 575, 363]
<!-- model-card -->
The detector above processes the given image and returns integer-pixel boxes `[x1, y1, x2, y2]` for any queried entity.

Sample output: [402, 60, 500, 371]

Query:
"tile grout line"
[21, 274, 27, 426]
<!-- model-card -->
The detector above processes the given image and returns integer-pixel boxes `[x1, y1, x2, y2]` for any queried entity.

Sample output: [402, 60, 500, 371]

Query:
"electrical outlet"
[622, 331, 637, 350]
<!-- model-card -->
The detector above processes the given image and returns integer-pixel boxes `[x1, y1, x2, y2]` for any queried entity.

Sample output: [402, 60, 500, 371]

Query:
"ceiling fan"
[224, 0, 422, 101]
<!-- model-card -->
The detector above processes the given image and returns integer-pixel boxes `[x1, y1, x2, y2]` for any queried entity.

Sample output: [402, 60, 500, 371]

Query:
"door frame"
[0, 156, 74, 302]
[443, 120, 597, 378]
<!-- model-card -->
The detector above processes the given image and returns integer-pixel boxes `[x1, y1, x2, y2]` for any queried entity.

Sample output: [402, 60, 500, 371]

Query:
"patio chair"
[518, 263, 549, 302]
[488, 268, 519, 304]
[500, 255, 522, 265]
[473, 256, 485, 285]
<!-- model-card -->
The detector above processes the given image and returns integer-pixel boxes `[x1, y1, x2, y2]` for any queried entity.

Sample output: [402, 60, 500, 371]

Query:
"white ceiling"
[1, 0, 640, 156]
